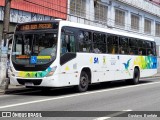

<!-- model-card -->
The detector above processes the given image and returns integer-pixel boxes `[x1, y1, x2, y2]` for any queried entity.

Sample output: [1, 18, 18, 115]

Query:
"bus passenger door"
[60, 34, 78, 86]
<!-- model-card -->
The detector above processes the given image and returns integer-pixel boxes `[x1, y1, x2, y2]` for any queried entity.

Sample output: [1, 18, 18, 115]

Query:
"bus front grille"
[17, 79, 42, 85]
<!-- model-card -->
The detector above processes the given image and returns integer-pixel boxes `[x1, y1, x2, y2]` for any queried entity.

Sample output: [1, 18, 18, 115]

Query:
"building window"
[144, 19, 151, 34]
[70, 0, 86, 17]
[94, 2, 108, 22]
[131, 14, 139, 31]
[156, 23, 160, 37]
[119, 37, 129, 54]
[115, 9, 125, 27]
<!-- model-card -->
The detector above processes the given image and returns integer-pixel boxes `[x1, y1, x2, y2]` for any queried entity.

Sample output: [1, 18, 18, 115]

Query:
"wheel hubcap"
[80, 76, 87, 88]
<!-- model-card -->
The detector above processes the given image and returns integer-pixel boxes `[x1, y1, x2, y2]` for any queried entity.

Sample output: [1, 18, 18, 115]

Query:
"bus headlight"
[46, 66, 57, 77]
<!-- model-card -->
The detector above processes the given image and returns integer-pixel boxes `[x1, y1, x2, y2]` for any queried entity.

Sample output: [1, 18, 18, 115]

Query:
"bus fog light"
[46, 66, 57, 77]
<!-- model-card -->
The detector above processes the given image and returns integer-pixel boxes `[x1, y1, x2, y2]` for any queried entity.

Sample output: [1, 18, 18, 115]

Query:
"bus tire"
[131, 68, 140, 85]
[126, 68, 140, 85]
[76, 71, 89, 92]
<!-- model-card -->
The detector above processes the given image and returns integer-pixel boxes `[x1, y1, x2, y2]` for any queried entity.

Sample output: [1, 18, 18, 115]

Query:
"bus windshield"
[12, 32, 57, 65]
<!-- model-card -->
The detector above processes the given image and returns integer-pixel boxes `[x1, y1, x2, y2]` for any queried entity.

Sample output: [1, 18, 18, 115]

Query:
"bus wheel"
[130, 68, 140, 85]
[76, 71, 89, 92]
[126, 68, 140, 85]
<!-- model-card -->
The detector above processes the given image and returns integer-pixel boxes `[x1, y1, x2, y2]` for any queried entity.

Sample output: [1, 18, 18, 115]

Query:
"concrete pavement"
[0, 78, 160, 119]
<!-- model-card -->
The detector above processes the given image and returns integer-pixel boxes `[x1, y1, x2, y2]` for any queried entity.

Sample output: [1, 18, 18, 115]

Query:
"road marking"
[0, 81, 160, 109]
[94, 109, 132, 120]
[94, 117, 111, 120]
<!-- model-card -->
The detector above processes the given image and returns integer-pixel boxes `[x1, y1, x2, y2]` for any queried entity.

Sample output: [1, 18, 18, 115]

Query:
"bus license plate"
[25, 82, 34, 86]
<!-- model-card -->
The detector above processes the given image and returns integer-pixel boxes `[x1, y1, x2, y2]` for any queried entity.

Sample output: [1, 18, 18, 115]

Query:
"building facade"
[68, 0, 160, 56]
[0, 0, 67, 40]
[0, 0, 160, 55]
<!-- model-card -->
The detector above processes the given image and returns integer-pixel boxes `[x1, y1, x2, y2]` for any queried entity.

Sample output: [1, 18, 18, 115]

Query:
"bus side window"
[138, 49, 143, 55]
[119, 37, 129, 54]
[78, 31, 92, 52]
[65, 35, 70, 52]
[69, 35, 76, 52]
[93, 33, 106, 53]
[129, 38, 138, 55]
[129, 47, 138, 55]
[151, 42, 156, 56]
[138, 48, 146, 55]
[146, 41, 152, 56]
[61, 34, 67, 55]
[107, 35, 118, 54]
[61, 34, 76, 55]
[147, 49, 153, 56]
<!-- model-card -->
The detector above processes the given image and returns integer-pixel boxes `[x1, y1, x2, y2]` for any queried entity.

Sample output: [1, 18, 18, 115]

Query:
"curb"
[0, 85, 25, 94]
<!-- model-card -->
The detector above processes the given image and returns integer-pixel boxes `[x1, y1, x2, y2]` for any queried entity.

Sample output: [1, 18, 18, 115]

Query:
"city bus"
[8, 20, 157, 92]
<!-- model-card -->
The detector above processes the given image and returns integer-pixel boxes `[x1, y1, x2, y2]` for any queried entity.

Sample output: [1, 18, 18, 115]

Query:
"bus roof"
[16, 20, 154, 42]
[59, 20, 154, 42]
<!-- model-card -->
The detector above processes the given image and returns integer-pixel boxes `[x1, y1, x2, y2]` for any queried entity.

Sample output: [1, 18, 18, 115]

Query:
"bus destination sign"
[18, 23, 53, 31]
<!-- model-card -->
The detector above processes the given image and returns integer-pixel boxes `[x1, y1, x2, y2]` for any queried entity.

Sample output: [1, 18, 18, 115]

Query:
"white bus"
[9, 20, 157, 92]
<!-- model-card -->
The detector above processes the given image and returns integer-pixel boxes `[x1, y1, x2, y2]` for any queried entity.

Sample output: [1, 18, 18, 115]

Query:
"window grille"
[144, 19, 151, 34]
[94, 3, 108, 22]
[70, 0, 86, 17]
[131, 14, 139, 31]
[156, 23, 160, 37]
[115, 9, 125, 27]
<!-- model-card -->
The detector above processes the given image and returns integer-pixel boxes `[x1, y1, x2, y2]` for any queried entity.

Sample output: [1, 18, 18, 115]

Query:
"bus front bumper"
[9, 74, 61, 87]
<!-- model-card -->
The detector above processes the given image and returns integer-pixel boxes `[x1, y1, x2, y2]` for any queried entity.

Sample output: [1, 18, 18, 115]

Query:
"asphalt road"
[0, 78, 160, 120]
